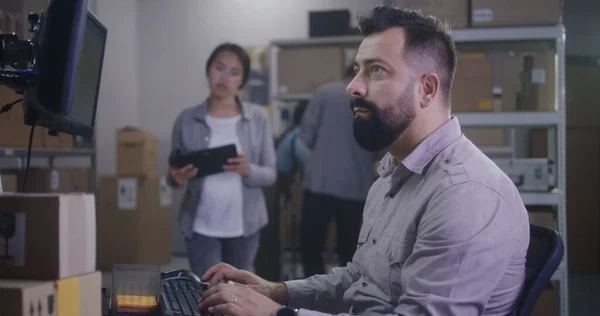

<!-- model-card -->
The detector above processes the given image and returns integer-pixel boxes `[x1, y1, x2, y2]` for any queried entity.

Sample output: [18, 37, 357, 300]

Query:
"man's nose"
[346, 77, 366, 99]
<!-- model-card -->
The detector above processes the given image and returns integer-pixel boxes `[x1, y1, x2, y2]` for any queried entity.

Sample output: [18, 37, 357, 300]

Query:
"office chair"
[514, 224, 564, 316]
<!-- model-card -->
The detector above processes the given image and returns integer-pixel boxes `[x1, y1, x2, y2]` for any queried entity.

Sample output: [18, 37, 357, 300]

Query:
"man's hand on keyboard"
[200, 262, 287, 304]
[198, 281, 281, 316]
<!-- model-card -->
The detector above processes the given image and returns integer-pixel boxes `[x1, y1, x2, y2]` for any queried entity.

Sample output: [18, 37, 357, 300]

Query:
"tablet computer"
[169, 144, 238, 177]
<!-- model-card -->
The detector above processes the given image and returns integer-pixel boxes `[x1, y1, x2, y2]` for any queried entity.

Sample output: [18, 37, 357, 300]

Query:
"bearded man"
[197, 5, 530, 316]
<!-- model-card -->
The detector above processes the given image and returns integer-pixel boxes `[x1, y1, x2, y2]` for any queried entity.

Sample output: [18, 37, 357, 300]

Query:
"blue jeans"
[185, 232, 260, 277]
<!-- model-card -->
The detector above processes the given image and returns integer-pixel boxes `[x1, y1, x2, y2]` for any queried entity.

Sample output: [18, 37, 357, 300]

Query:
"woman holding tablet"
[167, 43, 277, 277]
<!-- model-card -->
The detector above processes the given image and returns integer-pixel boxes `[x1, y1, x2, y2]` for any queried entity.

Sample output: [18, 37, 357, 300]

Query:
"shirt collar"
[377, 117, 462, 178]
[192, 95, 251, 122]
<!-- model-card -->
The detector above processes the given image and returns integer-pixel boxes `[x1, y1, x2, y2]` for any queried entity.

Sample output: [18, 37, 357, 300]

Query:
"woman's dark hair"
[205, 43, 251, 89]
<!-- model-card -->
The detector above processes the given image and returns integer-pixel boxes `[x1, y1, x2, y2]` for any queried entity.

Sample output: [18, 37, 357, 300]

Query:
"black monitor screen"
[69, 12, 106, 128]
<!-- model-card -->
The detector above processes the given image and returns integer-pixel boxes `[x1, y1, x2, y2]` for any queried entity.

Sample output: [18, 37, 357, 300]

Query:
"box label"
[50, 170, 60, 190]
[159, 177, 172, 208]
[0, 212, 26, 266]
[472, 9, 493, 22]
[531, 68, 546, 84]
[118, 178, 137, 210]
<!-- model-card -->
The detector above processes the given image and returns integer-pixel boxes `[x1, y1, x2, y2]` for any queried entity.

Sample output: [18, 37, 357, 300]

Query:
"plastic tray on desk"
[111, 264, 161, 316]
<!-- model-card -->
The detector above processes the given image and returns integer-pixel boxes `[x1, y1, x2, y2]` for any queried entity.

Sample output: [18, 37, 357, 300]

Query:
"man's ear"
[420, 73, 440, 108]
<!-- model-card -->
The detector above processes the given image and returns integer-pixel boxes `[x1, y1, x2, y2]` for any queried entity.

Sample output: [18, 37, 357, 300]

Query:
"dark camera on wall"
[0, 213, 16, 265]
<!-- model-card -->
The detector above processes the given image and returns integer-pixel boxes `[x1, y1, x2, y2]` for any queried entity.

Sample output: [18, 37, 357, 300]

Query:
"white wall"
[94, 0, 139, 176]
[136, 0, 383, 253]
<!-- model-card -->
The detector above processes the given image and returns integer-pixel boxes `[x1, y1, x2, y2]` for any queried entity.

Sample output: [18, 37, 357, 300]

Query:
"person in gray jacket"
[167, 43, 277, 278]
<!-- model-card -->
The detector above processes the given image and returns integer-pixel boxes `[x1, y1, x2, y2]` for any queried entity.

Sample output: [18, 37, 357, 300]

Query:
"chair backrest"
[514, 224, 564, 316]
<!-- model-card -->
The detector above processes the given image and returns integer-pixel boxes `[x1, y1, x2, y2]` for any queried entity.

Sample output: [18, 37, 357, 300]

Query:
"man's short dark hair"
[206, 43, 251, 89]
[357, 5, 457, 98]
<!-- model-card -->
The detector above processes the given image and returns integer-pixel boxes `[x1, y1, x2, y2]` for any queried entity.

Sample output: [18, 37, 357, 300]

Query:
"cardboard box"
[501, 54, 556, 112]
[1, 173, 18, 192]
[566, 57, 600, 127]
[463, 128, 505, 147]
[451, 53, 494, 112]
[528, 209, 557, 230]
[395, 0, 468, 29]
[55, 272, 102, 316]
[0, 279, 56, 316]
[531, 286, 558, 316]
[42, 128, 73, 149]
[277, 45, 344, 94]
[1, 168, 91, 193]
[0, 271, 102, 316]
[97, 176, 173, 270]
[529, 128, 548, 158]
[471, 0, 562, 27]
[0, 87, 44, 148]
[0, 193, 96, 280]
[117, 128, 158, 176]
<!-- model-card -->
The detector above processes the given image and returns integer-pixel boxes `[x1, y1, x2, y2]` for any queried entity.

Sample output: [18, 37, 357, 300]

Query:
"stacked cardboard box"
[0, 193, 101, 316]
[0, 168, 91, 194]
[97, 128, 172, 270]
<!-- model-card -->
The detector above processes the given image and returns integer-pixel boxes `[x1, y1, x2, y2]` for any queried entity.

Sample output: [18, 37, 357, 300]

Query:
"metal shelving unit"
[0, 145, 97, 192]
[269, 25, 568, 316]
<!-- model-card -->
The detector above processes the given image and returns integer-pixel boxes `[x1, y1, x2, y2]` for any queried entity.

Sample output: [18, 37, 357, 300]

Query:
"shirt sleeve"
[243, 113, 277, 187]
[299, 91, 324, 150]
[284, 261, 361, 314]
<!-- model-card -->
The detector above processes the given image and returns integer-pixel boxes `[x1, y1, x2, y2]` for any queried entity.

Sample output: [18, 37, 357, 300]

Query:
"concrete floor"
[101, 255, 600, 316]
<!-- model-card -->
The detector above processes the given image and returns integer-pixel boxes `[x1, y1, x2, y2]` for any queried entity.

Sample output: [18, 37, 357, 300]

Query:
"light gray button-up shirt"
[285, 117, 530, 316]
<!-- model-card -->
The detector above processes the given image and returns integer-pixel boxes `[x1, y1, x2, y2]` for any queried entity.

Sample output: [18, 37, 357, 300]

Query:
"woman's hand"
[168, 164, 198, 185]
[224, 153, 251, 176]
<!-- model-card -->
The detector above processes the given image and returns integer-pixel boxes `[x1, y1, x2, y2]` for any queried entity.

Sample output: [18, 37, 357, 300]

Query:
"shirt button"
[444, 157, 452, 164]
[362, 282, 368, 287]
[372, 239, 377, 245]
[204, 136, 210, 142]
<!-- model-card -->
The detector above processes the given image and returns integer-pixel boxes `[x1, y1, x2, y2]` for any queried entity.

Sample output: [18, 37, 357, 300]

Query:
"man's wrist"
[270, 282, 289, 305]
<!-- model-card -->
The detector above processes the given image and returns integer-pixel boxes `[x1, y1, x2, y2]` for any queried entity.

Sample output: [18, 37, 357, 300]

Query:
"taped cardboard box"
[462, 128, 505, 147]
[1, 173, 18, 192]
[471, 0, 562, 27]
[501, 54, 556, 112]
[395, 0, 468, 29]
[117, 127, 158, 176]
[97, 176, 173, 270]
[451, 53, 495, 112]
[277, 45, 344, 94]
[0, 193, 96, 280]
[0, 271, 102, 316]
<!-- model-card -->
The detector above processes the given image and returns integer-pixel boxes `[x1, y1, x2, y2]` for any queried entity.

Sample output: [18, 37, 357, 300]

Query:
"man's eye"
[371, 65, 382, 74]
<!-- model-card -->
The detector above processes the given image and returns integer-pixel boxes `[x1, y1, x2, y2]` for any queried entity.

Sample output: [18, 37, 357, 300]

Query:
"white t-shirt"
[193, 114, 244, 238]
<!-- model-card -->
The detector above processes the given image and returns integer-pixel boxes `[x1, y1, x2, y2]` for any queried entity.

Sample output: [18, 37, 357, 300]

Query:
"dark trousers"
[300, 190, 364, 277]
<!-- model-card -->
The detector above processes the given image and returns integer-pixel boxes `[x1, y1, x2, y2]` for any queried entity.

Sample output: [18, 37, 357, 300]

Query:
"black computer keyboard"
[159, 278, 208, 316]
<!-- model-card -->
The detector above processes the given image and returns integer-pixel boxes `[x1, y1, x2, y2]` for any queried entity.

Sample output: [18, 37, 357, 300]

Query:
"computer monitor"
[23, 0, 107, 139]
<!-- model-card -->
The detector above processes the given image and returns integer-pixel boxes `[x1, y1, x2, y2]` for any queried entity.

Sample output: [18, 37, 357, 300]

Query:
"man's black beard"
[351, 98, 414, 153]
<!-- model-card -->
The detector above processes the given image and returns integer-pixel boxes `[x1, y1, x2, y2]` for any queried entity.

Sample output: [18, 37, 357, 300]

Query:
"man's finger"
[209, 303, 244, 316]
[201, 263, 228, 282]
